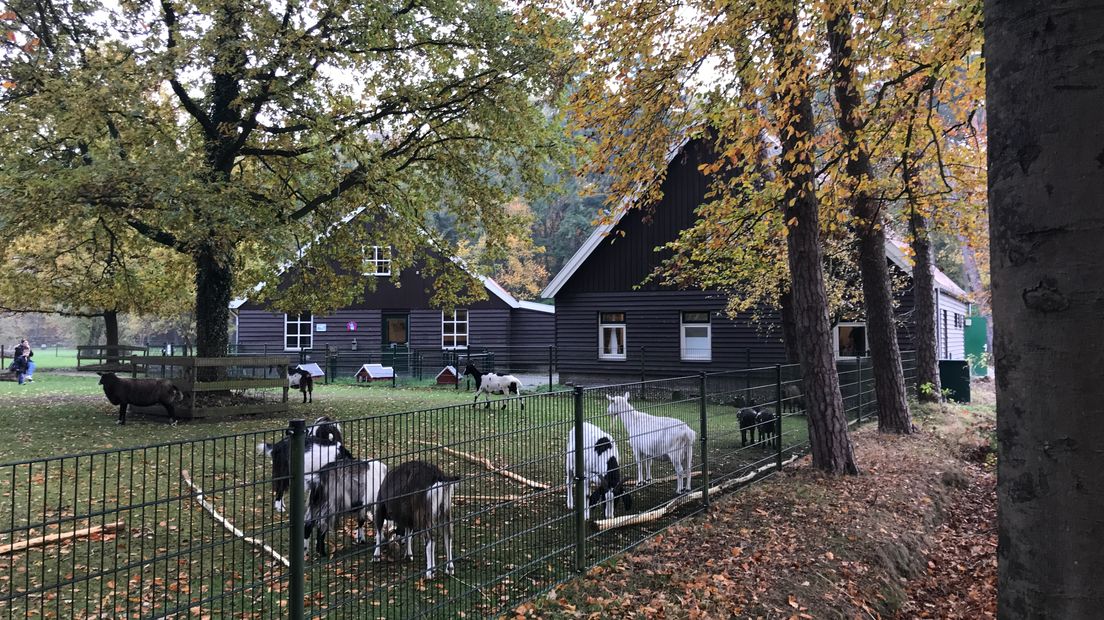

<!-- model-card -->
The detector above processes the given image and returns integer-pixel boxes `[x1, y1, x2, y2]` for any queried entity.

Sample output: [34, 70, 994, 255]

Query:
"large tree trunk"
[827, 6, 911, 434]
[103, 309, 120, 364]
[909, 212, 941, 402]
[987, 2, 1104, 616]
[194, 245, 233, 367]
[779, 287, 800, 364]
[772, 2, 857, 475]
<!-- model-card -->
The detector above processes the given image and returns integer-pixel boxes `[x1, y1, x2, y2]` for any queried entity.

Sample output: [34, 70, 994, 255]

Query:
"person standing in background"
[13, 339, 33, 384]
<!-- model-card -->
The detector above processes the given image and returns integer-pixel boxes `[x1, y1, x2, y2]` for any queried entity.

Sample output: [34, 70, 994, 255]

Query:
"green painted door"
[964, 315, 989, 377]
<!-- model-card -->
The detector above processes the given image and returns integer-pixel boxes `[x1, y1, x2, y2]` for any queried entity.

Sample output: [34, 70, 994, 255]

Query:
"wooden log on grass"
[414, 441, 551, 490]
[0, 521, 125, 555]
[593, 455, 800, 531]
[181, 469, 290, 568]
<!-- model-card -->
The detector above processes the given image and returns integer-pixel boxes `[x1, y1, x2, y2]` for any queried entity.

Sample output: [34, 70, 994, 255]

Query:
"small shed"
[355, 363, 394, 382]
[435, 365, 459, 385]
[296, 362, 325, 378]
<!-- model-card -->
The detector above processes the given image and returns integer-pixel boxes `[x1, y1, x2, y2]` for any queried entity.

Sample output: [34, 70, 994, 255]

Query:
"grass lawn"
[0, 368, 815, 619]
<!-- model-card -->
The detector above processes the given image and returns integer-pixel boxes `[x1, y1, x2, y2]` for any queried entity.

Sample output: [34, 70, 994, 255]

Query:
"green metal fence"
[1, 354, 914, 619]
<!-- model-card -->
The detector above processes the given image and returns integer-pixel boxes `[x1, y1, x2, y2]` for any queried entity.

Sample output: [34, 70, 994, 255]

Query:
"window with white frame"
[680, 311, 712, 361]
[599, 312, 627, 360]
[442, 309, 468, 349]
[285, 313, 313, 351]
[363, 245, 392, 276]
[834, 322, 867, 358]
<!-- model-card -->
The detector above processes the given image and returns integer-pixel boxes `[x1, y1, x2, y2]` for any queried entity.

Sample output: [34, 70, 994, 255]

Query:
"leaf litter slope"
[529, 387, 997, 619]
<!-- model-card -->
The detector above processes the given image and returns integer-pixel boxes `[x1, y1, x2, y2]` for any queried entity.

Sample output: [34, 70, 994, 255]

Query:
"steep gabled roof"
[885, 238, 970, 301]
[542, 141, 970, 304]
[231, 206, 551, 313]
[541, 136, 693, 298]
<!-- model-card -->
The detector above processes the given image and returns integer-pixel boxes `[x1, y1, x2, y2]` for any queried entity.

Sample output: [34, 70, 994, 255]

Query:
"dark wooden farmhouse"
[541, 139, 970, 384]
[232, 250, 553, 377]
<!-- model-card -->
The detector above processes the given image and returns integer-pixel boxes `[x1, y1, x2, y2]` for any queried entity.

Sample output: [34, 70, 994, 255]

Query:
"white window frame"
[680, 311, 712, 362]
[834, 322, 868, 359]
[363, 245, 392, 276]
[442, 309, 469, 350]
[598, 312, 627, 361]
[284, 313, 313, 351]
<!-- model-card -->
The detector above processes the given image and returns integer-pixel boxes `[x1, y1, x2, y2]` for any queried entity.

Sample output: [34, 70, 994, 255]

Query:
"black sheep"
[737, 407, 759, 446]
[756, 408, 779, 450]
[97, 372, 182, 425]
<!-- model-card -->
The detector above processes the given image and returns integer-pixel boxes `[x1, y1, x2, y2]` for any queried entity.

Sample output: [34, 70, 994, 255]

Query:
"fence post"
[744, 348, 752, 404]
[573, 386, 587, 572]
[548, 345, 554, 392]
[287, 419, 306, 620]
[775, 364, 783, 470]
[699, 372, 709, 509]
[856, 354, 863, 425]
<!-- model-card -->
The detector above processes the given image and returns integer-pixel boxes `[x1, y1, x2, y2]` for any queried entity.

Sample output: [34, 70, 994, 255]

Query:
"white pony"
[606, 392, 696, 494]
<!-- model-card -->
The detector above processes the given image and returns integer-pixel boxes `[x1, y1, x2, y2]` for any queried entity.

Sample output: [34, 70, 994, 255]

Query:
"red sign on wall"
[346, 321, 358, 331]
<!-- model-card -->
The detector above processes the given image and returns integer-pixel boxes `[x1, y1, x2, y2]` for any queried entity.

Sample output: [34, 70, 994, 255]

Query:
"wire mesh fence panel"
[295, 390, 579, 619]
[1, 351, 923, 619]
[0, 427, 294, 619]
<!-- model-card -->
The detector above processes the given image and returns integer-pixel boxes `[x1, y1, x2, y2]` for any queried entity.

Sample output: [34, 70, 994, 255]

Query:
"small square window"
[363, 245, 392, 276]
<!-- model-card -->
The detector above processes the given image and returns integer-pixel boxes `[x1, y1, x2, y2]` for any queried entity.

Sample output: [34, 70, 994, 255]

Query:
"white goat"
[565, 422, 631, 520]
[463, 363, 524, 409]
[606, 392, 696, 494]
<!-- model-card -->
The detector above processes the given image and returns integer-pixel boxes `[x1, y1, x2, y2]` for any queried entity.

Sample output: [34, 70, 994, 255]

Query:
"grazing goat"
[256, 417, 351, 513]
[288, 367, 314, 403]
[373, 461, 461, 579]
[97, 372, 182, 425]
[304, 458, 388, 556]
[565, 422, 632, 520]
[463, 363, 524, 410]
[606, 392, 696, 494]
[737, 407, 759, 447]
[756, 408, 779, 450]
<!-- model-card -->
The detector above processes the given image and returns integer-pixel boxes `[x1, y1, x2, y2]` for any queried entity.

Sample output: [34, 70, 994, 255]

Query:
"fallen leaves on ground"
[533, 396, 996, 619]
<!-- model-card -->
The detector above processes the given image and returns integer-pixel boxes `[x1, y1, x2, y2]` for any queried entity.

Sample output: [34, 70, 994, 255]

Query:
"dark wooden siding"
[510, 308, 555, 349]
[555, 290, 788, 382]
[469, 309, 512, 349]
[236, 309, 384, 352]
[561, 140, 715, 296]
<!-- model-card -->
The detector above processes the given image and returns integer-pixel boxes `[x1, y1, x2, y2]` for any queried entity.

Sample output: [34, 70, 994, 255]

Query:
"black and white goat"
[463, 363, 524, 410]
[565, 422, 632, 520]
[606, 392, 696, 494]
[288, 366, 314, 403]
[256, 416, 350, 513]
[373, 461, 461, 579]
[97, 372, 183, 425]
[304, 458, 388, 556]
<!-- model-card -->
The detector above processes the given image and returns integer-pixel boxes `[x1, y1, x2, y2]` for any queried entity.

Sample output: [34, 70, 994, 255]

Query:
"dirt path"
[525, 389, 997, 619]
